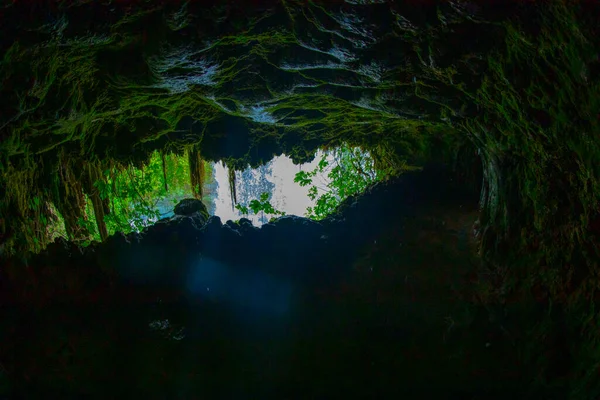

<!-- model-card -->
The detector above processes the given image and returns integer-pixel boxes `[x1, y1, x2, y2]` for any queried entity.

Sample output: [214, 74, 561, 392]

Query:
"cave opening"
[37, 144, 388, 250]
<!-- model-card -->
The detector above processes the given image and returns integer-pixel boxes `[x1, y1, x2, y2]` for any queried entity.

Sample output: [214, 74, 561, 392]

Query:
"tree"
[235, 192, 286, 223]
[77, 151, 195, 244]
[294, 145, 389, 220]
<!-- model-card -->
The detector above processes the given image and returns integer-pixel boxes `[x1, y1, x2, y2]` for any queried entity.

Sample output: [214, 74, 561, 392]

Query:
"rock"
[105, 231, 130, 249]
[126, 231, 142, 244]
[271, 215, 323, 238]
[156, 216, 171, 224]
[260, 222, 277, 235]
[141, 219, 172, 243]
[173, 198, 209, 221]
[45, 236, 70, 261]
[221, 224, 242, 239]
[225, 220, 240, 230]
[203, 216, 222, 233]
[238, 218, 253, 227]
[238, 221, 259, 238]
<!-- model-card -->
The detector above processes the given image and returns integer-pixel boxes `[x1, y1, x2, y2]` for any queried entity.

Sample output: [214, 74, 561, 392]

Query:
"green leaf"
[249, 199, 262, 214]
[235, 204, 249, 214]
[263, 202, 275, 214]
[318, 156, 329, 171]
[294, 171, 313, 186]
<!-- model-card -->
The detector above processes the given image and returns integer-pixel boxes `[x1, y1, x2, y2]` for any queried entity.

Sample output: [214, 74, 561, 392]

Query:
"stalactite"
[199, 156, 205, 196]
[96, 163, 111, 216]
[24, 187, 48, 252]
[102, 196, 111, 216]
[161, 151, 169, 193]
[87, 163, 108, 241]
[52, 152, 90, 241]
[228, 165, 237, 209]
[188, 146, 204, 200]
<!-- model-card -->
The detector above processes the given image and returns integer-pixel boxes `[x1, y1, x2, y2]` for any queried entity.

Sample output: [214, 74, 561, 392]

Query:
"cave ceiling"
[0, 0, 517, 167]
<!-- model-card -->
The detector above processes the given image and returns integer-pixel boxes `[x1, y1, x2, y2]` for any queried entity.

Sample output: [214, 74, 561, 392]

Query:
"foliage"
[76, 151, 194, 242]
[232, 145, 393, 222]
[235, 191, 285, 219]
[294, 145, 390, 220]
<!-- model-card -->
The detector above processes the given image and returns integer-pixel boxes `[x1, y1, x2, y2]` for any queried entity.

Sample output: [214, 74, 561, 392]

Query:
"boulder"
[173, 198, 210, 223]
[203, 215, 223, 234]
[225, 220, 240, 231]
[238, 218, 253, 227]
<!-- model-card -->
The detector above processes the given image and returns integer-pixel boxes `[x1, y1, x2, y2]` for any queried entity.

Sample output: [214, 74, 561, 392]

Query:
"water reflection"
[211, 151, 333, 225]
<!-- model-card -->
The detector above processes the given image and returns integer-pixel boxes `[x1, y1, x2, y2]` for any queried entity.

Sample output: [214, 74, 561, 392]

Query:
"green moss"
[450, 4, 600, 395]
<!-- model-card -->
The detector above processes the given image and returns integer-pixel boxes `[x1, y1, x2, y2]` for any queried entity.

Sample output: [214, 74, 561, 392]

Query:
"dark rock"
[206, 215, 222, 228]
[225, 220, 240, 230]
[105, 231, 130, 249]
[183, 215, 205, 231]
[156, 216, 171, 224]
[190, 213, 209, 228]
[177, 216, 205, 246]
[239, 222, 259, 237]
[141, 219, 171, 244]
[173, 198, 209, 221]
[45, 236, 70, 260]
[198, 216, 225, 256]
[82, 240, 99, 256]
[271, 215, 324, 238]
[202, 216, 223, 236]
[260, 222, 277, 235]
[238, 218, 253, 227]
[126, 231, 142, 244]
[257, 223, 278, 253]
[243, 224, 260, 234]
[221, 224, 242, 239]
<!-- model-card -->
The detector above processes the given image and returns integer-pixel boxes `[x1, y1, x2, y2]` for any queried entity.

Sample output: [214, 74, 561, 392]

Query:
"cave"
[0, 1, 599, 398]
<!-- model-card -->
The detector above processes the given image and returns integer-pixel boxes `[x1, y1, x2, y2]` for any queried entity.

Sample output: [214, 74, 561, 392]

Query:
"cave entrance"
[213, 151, 332, 225]
[211, 145, 384, 225]
[213, 152, 330, 225]
[43, 145, 386, 249]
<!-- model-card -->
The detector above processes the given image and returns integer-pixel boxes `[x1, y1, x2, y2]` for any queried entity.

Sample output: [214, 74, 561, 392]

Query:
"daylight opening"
[46, 144, 390, 247]
[215, 146, 387, 225]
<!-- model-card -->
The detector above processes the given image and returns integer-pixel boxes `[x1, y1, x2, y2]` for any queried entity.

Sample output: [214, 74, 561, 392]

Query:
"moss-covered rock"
[173, 198, 209, 221]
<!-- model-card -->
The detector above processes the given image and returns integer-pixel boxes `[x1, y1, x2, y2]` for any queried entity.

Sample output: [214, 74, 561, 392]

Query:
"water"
[212, 151, 333, 225]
